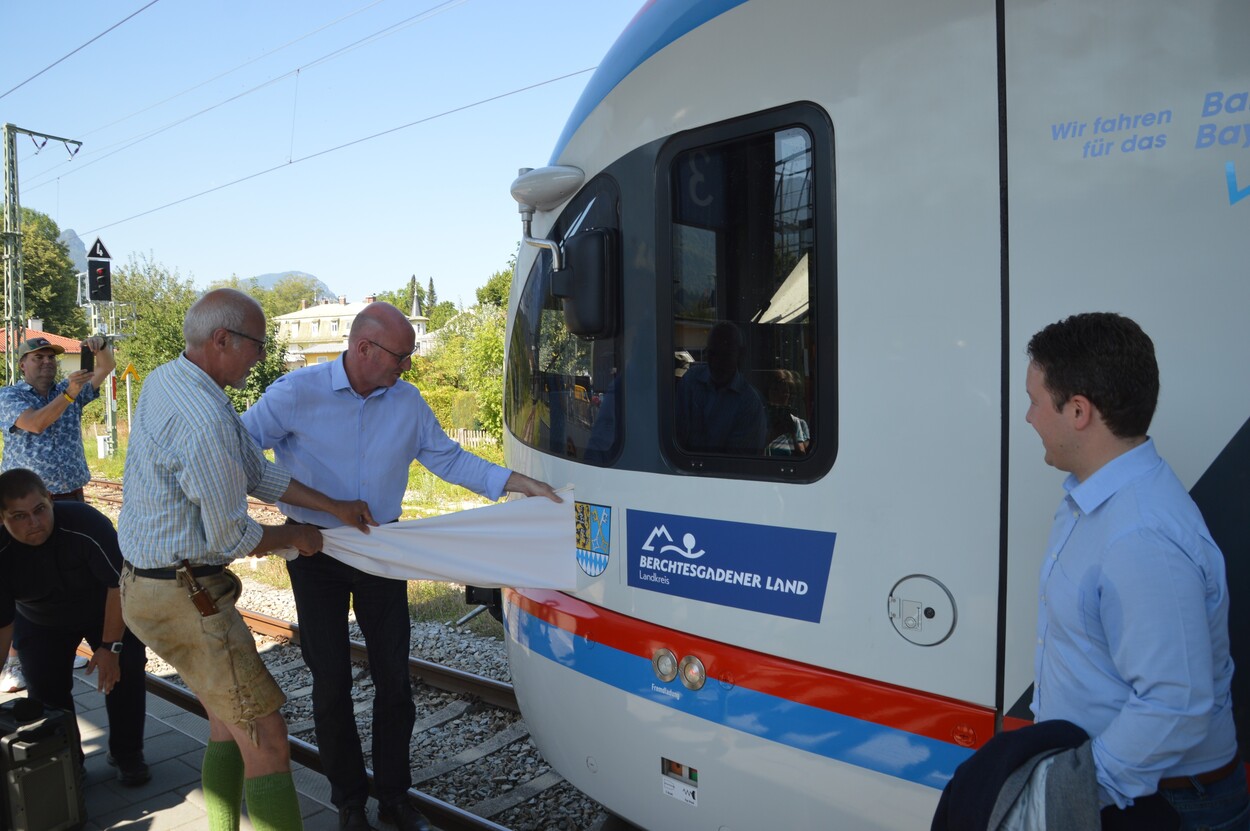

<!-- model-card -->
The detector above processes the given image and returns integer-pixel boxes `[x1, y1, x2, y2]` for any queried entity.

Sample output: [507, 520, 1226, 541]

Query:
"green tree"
[476, 261, 512, 308]
[118, 260, 286, 412]
[426, 311, 473, 389]
[225, 324, 287, 412]
[377, 274, 427, 319]
[266, 274, 321, 318]
[426, 300, 459, 331]
[465, 305, 506, 441]
[424, 304, 507, 440]
[208, 273, 318, 320]
[18, 208, 85, 337]
[416, 385, 456, 428]
[450, 391, 479, 429]
[206, 275, 259, 303]
[112, 254, 198, 377]
[427, 276, 437, 309]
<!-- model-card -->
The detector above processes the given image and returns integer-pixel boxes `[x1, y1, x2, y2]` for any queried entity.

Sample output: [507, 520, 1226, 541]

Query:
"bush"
[451, 391, 478, 429]
[418, 386, 456, 429]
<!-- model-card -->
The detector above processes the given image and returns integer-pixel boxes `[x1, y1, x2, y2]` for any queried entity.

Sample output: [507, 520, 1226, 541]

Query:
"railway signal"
[87, 237, 112, 302]
[88, 258, 111, 301]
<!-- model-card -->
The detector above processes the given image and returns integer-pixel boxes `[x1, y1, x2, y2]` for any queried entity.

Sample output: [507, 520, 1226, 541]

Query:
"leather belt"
[1157, 755, 1242, 790]
[284, 518, 326, 530]
[128, 563, 225, 580]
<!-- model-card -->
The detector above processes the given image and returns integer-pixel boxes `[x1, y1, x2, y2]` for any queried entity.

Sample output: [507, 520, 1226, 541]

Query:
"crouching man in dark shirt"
[0, 468, 149, 786]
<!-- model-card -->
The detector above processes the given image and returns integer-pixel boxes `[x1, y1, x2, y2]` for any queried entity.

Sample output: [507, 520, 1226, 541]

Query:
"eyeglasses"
[225, 329, 267, 355]
[366, 339, 415, 364]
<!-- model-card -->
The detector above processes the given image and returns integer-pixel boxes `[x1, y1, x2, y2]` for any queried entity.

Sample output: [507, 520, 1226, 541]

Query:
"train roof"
[549, 0, 749, 163]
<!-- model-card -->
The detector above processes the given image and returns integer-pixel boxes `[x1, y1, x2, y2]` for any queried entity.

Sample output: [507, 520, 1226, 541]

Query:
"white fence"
[449, 428, 495, 448]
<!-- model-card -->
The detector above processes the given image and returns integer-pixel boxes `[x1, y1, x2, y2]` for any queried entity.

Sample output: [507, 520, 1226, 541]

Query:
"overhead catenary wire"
[75, 0, 394, 141]
[0, 0, 164, 101]
[20, 0, 469, 191]
[79, 66, 596, 237]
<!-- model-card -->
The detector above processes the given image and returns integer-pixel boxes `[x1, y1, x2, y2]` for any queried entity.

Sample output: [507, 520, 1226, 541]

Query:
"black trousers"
[12, 613, 148, 764]
[286, 551, 416, 809]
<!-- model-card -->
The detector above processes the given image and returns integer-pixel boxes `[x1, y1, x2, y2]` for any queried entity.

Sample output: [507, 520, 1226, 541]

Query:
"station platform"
[2, 669, 346, 831]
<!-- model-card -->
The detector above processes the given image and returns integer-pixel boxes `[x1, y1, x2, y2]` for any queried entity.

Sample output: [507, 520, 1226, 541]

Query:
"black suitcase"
[0, 699, 84, 831]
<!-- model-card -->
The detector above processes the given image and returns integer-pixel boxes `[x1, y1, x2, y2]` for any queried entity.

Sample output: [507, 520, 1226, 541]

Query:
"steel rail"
[239, 608, 519, 713]
[87, 479, 281, 514]
[140, 660, 512, 830]
[84, 482, 524, 828]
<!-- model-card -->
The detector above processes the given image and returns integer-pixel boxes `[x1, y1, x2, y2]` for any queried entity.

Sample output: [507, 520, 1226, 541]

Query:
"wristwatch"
[99, 641, 124, 654]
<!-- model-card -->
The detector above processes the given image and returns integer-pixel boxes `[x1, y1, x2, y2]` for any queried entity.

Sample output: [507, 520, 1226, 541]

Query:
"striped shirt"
[118, 355, 290, 568]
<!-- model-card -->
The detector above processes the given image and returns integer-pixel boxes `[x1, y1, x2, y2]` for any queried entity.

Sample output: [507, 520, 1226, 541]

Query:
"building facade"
[273, 295, 431, 370]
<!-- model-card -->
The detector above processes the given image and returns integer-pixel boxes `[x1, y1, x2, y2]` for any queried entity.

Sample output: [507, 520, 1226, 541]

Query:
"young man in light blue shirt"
[1025, 312, 1246, 829]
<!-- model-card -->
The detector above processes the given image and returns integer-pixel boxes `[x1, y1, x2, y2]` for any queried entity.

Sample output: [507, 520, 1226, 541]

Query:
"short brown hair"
[1027, 312, 1159, 439]
[0, 469, 51, 512]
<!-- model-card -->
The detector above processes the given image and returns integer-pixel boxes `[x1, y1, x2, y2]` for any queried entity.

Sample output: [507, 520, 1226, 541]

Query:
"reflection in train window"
[505, 178, 622, 465]
[669, 124, 820, 465]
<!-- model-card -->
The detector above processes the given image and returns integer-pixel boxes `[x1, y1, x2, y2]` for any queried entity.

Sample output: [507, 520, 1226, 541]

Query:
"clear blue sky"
[2, 0, 641, 308]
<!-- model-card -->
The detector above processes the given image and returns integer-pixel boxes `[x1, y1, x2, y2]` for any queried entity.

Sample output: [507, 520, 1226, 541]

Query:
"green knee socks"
[244, 771, 304, 831]
[200, 740, 303, 831]
[201, 740, 244, 831]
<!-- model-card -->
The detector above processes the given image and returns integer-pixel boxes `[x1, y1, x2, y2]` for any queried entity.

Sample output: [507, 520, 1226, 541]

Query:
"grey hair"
[183, 289, 262, 347]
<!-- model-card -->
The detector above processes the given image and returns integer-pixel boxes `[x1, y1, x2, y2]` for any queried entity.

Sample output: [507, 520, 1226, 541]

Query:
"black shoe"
[106, 753, 151, 787]
[338, 806, 375, 831]
[377, 801, 431, 831]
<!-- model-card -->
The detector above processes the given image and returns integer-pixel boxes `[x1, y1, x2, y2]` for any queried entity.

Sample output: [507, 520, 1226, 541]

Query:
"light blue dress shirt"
[118, 356, 291, 568]
[240, 357, 510, 527]
[1031, 439, 1238, 808]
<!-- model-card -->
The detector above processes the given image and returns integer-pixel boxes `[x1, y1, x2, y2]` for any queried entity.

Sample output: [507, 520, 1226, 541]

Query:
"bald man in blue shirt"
[243, 301, 557, 831]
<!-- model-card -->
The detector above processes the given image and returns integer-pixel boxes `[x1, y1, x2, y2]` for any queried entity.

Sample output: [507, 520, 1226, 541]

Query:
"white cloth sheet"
[306, 488, 577, 589]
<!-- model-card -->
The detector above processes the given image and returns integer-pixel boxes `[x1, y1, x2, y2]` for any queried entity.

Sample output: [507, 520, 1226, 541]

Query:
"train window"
[505, 176, 622, 465]
[661, 105, 835, 479]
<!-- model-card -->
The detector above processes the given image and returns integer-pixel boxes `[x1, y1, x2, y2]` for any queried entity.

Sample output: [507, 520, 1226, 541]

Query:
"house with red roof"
[0, 325, 87, 381]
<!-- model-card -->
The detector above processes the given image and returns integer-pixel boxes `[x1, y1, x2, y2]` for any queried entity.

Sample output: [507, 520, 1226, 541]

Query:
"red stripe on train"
[508, 588, 998, 750]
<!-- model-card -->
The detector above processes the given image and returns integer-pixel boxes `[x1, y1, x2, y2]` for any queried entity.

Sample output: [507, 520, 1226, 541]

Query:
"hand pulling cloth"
[313, 487, 577, 589]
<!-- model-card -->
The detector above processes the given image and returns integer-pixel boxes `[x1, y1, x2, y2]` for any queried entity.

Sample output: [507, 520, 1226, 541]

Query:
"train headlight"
[652, 649, 678, 682]
[678, 655, 706, 690]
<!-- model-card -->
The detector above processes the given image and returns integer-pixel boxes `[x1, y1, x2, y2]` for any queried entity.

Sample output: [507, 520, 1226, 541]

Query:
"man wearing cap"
[0, 335, 115, 500]
[0, 335, 115, 693]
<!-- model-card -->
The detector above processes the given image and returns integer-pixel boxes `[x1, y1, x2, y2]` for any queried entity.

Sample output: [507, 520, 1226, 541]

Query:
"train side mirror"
[551, 227, 618, 340]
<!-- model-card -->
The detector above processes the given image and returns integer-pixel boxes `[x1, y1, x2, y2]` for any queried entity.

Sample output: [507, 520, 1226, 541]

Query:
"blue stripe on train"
[550, 0, 751, 162]
[508, 603, 971, 789]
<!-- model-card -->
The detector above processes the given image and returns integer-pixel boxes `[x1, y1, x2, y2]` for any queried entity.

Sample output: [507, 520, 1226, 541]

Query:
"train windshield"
[507, 104, 833, 480]
[506, 177, 622, 465]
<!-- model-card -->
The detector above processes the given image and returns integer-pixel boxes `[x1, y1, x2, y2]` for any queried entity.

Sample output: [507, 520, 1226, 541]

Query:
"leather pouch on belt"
[176, 561, 220, 617]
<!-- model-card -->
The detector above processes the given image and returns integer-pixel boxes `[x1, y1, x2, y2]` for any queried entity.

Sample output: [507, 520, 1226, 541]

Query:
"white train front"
[497, 0, 1250, 828]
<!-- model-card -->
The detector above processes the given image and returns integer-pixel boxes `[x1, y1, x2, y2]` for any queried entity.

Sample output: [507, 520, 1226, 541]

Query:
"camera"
[80, 343, 94, 372]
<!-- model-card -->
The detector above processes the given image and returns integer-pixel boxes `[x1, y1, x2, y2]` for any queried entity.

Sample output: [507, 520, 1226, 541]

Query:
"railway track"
[240, 609, 518, 713]
[87, 478, 284, 516]
[105, 606, 578, 831]
[143, 671, 513, 831]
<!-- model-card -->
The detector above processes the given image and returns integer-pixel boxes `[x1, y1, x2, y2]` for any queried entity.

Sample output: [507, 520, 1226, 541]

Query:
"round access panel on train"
[887, 575, 957, 647]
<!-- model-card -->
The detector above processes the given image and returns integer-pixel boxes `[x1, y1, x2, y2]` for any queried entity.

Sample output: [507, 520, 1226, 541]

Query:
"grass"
[2, 425, 508, 639]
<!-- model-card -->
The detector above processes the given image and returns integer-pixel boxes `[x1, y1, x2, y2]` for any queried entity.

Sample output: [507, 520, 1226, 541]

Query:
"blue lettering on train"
[627, 509, 835, 622]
